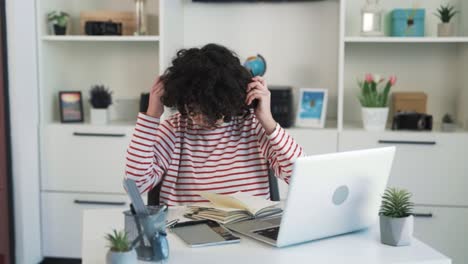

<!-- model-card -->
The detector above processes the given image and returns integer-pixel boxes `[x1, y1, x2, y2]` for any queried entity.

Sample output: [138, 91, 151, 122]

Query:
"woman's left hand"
[246, 76, 277, 135]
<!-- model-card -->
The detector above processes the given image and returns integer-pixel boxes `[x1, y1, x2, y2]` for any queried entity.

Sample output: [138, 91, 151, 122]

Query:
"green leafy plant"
[358, 74, 397, 108]
[434, 4, 458, 23]
[105, 229, 131, 252]
[90, 85, 113, 109]
[379, 188, 414, 218]
[442, 113, 454, 123]
[47, 11, 70, 28]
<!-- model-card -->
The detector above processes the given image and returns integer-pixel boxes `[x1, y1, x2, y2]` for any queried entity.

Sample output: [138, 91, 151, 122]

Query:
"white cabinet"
[413, 205, 468, 264]
[279, 129, 338, 199]
[339, 131, 468, 207]
[41, 192, 129, 258]
[41, 124, 134, 194]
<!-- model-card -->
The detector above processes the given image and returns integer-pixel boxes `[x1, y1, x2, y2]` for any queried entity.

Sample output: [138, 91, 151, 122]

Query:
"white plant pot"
[361, 107, 389, 131]
[380, 215, 414, 247]
[91, 108, 109, 125]
[106, 249, 138, 264]
[438, 23, 455, 37]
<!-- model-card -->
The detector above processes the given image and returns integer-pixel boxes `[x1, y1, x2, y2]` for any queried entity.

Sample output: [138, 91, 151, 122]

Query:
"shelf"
[343, 122, 468, 134]
[41, 35, 160, 42]
[344, 37, 468, 43]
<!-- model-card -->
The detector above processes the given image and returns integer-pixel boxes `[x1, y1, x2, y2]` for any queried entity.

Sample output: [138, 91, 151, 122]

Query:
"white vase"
[361, 107, 389, 131]
[380, 215, 414, 246]
[106, 249, 138, 264]
[90, 108, 109, 125]
[438, 23, 455, 37]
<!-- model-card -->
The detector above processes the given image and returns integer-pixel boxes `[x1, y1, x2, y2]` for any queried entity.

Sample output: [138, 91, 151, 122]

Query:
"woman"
[125, 43, 305, 206]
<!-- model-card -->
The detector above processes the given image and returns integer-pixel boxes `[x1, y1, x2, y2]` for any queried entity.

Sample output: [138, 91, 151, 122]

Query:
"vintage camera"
[85, 20, 122, 36]
[392, 112, 433, 131]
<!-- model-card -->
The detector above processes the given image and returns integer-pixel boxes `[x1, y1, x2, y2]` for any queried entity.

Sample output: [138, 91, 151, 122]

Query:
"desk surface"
[82, 208, 450, 264]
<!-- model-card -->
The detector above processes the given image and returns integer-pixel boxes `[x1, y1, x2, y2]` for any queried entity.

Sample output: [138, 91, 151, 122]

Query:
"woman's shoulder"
[164, 112, 187, 129]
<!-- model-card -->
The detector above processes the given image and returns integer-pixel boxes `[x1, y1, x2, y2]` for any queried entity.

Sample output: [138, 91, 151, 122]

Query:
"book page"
[230, 192, 279, 215]
[197, 192, 249, 210]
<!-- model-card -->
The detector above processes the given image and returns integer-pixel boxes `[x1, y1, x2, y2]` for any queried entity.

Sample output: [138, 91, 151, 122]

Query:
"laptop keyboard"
[253, 226, 280, 241]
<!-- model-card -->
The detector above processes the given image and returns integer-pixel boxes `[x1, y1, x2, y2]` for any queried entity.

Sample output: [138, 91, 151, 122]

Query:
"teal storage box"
[391, 9, 425, 37]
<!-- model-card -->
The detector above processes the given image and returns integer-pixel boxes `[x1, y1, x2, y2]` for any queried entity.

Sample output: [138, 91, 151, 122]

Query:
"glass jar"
[135, 0, 148, 35]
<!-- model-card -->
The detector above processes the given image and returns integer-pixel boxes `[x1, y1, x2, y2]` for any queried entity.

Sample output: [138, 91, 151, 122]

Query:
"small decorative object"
[80, 11, 136, 36]
[358, 74, 396, 131]
[391, 9, 425, 37]
[435, 4, 458, 37]
[89, 85, 113, 125]
[361, 0, 384, 36]
[59, 91, 84, 123]
[379, 188, 414, 247]
[47, 11, 70, 35]
[392, 112, 433, 131]
[296, 88, 328, 128]
[105, 229, 137, 264]
[85, 21, 122, 36]
[441, 113, 456, 132]
[244, 54, 267, 77]
[134, 0, 148, 35]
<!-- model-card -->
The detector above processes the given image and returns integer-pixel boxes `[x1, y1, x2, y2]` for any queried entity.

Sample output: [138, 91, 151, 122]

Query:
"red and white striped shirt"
[125, 111, 304, 206]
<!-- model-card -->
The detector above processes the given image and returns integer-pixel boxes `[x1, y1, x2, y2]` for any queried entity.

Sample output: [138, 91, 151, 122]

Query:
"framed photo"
[296, 88, 328, 128]
[59, 91, 84, 123]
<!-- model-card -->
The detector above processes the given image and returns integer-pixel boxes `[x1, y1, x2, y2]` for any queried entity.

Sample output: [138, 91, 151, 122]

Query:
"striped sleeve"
[254, 118, 305, 184]
[125, 112, 176, 194]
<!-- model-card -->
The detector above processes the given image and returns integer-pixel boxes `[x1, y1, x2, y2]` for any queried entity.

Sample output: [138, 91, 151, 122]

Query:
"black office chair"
[147, 168, 280, 205]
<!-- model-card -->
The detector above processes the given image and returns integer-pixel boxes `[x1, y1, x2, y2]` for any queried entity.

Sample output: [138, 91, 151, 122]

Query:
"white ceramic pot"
[379, 215, 414, 247]
[361, 107, 389, 131]
[438, 23, 455, 37]
[106, 249, 138, 264]
[91, 108, 109, 125]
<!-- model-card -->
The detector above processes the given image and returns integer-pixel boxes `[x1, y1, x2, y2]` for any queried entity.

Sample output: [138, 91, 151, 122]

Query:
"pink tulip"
[365, 73, 374, 83]
[389, 76, 397, 86]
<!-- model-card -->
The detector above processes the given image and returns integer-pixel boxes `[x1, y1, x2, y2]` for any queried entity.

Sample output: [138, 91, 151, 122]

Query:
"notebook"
[185, 192, 282, 225]
[171, 220, 240, 247]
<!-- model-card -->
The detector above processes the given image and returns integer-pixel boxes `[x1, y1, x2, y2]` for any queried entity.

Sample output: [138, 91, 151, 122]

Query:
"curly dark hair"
[161, 43, 252, 126]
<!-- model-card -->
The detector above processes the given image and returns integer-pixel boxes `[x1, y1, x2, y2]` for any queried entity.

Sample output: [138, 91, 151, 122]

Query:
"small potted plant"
[89, 85, 113, 125]
[47, 11, 70, 35]
[379, 188, 414, 247]
[441, 113, 456, 132]
[105, 229, 137, 264]
[358, 74, 397, 131]
[434, 4, 458, 37]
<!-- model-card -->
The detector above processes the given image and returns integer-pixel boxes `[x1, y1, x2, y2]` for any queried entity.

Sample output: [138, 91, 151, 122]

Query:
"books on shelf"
[185, 192, 282, 225]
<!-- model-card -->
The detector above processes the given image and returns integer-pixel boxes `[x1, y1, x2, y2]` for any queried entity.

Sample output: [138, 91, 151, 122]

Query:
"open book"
[185, 192, 282, 225]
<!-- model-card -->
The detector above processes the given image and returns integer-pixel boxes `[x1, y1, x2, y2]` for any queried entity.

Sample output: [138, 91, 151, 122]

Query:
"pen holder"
[124, 206, 169, 262]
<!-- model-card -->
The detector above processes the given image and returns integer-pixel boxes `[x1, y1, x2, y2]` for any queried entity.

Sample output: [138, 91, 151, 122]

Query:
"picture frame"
[59, 91, 84, 123]
[296, 88, 328, 128]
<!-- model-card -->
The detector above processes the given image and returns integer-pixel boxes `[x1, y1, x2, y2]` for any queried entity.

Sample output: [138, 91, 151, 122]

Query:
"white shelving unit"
[345, 36, 468, 43]
[41, 35, 161, 42]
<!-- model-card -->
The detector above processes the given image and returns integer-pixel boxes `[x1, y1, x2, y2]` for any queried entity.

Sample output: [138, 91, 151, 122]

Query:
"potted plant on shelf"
[358, 74, 397, 131]
[89, 85, 113, 125]
[434, 4, 458, 37]
[379, 188, 414, 247]
[441, 113, 456, 132]
[47, 11, 70, 35]
[105, 229, 137, 264]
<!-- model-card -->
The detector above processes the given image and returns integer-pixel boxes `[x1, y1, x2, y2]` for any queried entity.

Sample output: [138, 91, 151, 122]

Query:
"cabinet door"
[339, 131, 468, 206]
[41, 192, 129, 258]
[41, 124, 134, 193]
[413, 205, 468, 264]
[279, 129, 338, 199]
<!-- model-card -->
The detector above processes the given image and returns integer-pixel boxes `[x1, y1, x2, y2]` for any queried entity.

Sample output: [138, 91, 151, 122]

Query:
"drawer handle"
[412, 213, 433, 218]
[378, 140, 436, 146]
[73, 132, 126, 138]
[74, 200, 126, 206]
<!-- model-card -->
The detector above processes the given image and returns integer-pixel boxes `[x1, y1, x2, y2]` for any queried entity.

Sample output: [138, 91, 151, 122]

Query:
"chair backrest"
[147, 168, 280, 205]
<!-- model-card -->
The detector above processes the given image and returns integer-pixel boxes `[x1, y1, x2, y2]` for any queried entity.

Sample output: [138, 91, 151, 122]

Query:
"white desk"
[82, 208, 451, 264]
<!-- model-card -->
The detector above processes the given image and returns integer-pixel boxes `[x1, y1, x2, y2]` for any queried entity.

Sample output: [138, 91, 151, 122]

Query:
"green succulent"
[434, 4, 458, 23]
[379, 188, 414, 218]
[442, 113, 454, 124]
[105, 229, 131, 252]
[47, 11, 70, 28]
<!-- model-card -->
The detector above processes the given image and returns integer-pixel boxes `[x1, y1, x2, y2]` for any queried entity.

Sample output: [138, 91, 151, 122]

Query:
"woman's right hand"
[146, 76, 165, 118]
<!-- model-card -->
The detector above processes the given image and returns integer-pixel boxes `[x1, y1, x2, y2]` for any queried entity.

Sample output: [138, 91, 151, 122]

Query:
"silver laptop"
[225, 147, 396, 247]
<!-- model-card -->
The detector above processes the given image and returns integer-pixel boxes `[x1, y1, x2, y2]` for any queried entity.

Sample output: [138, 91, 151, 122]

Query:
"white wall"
[183, 0, 340, 121]
[6, 0, 42, 263]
